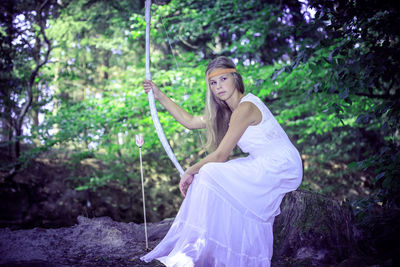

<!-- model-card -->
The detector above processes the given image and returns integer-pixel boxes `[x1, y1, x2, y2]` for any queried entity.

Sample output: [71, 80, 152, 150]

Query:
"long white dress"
[141, 93, 303, 267]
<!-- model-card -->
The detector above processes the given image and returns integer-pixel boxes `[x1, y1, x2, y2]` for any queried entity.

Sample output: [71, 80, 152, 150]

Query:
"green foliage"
[285, 0, 400, 219]
[154, 0, 316, 64]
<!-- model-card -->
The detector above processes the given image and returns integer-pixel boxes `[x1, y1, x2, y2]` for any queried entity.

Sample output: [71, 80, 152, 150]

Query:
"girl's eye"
[221, 77, 226, 81]
[210, 81, 216, 86]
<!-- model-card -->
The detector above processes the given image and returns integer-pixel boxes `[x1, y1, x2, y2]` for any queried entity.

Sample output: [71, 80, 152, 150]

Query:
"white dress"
[141, 93, 303, 267]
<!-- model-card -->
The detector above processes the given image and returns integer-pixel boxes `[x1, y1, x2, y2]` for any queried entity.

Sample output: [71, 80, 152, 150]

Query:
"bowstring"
[160, 15, 207, 156]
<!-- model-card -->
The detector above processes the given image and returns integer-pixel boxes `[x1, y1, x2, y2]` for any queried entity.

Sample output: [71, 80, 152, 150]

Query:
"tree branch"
[16, 0, 52, 131]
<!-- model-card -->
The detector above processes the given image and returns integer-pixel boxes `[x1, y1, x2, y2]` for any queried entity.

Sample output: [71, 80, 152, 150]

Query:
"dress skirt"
[140, 152, 302, 267]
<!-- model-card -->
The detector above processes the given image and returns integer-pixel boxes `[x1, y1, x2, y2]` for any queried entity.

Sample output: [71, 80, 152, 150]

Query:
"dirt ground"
[0, 216, 169, 266]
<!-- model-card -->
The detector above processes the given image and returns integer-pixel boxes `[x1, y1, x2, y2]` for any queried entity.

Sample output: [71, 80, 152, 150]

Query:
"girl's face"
[209, 73, 236, 101]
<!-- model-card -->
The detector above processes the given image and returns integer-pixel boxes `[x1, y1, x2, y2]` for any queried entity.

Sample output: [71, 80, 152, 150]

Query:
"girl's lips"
[218, 91, 225, 95]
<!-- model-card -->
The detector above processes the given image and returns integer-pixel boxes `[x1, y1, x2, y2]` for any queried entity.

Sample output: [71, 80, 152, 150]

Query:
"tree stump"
[273, 190, 357, 265]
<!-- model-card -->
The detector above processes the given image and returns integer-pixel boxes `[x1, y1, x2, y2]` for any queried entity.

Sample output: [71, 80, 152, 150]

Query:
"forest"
[1, 0, 399, 265]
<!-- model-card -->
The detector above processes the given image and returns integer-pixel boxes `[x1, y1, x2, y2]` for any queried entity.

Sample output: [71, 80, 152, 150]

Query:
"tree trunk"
[6, 0, 52, 176]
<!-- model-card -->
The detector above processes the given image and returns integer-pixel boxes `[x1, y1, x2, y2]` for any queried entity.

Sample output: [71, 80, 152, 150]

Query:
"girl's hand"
[179, 170, 195, 197]
[143, 80, 162, 100]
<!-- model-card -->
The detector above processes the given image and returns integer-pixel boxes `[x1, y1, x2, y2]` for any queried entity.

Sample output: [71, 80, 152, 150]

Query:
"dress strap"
[240, 93, 270, 123]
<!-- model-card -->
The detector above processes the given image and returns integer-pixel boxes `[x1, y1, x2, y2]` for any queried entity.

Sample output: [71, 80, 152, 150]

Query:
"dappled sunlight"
[300, 153, 372, 201]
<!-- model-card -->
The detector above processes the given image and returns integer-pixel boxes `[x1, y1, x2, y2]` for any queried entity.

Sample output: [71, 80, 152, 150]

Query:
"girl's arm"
[179, 101, 262, 196]
[144, 80, 205, 130]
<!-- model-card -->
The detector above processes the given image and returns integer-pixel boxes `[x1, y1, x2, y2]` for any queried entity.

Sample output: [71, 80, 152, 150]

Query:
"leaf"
[314, 83, 319, 93]
[373, 172, 385, 183]
[355, 114, 371, 124]
[382, 176, 393, 189]
[76, 185, 89, 191]
[348, 161, 359, 169]
[379, 146, 389, 155]
[381, 121, 388, 135]
[327, 48, 338, 62]
[332, 103, 343, 113]
[344, 97, 352, 105]
[338, 88, 349, 99]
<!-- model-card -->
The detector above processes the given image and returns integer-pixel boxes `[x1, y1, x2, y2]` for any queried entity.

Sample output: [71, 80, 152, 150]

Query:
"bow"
[145, 0, 184, 175]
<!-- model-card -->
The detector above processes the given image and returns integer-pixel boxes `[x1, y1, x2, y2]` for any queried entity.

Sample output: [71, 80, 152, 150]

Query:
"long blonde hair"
[204, 56, 245, 151]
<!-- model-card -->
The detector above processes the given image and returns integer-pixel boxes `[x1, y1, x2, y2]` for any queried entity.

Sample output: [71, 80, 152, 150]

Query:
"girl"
[141, 56, 302, 266]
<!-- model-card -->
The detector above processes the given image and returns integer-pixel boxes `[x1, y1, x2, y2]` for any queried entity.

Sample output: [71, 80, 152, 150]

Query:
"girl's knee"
[199, 162, 219, 175]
